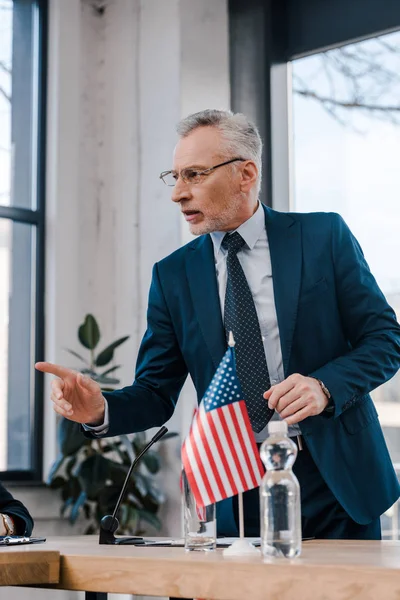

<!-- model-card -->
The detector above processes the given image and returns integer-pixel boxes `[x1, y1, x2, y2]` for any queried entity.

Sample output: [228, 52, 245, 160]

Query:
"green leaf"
[142, 451, 160, 474]
[46, 453, 65, 484]
[127, 492, 143, 509]
[78, 314, 100, 350]
[91, 375, 120, 385]
[101, 365, 121, 377]
[119, 503, 130, 528]
[61, 497, 74, 517]
[95, 336, 130, 367]
[119, 434, 135, 462]
[62, 476, 82, 502]
[59, 418, 88, 456]
[80, 368, 98, 377]
[65, 348, 88, 364]
[83, 503, 92, 520]
[132, 472, 151, 498]
[126, 506, 139, 533]
[132, 431, 146, 453]
[146, 484, 166, 506]
[137, 509, 161, 530]
[107, 461, 130, 488]
[161, 431, 179, 440]
[96, 486, 121, 516]
[84, 523, 97, 535]
[140, 490, 160, 513]
[77, 455, 114, 499]
[49, 476, 66, 490]
[66, 456, 78, 477]
[70, 491, 87, 524]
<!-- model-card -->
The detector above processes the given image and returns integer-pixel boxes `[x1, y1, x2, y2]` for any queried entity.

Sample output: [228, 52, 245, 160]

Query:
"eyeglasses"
[159, 157, 247, 187]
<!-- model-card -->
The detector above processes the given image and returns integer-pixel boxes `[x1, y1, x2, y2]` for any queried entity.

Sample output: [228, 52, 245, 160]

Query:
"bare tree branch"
[294, 89, 400, 113]
[293, 33, 400, 128]
[0, 85, 10, 103]
[0, 59, 11, 75]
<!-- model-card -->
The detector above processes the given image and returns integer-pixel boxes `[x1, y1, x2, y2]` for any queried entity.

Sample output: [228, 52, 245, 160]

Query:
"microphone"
[99, 425, 169, 545]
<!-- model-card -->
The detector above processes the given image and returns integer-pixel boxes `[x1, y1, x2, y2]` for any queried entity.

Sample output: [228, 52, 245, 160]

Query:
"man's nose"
[171, 176, 191, 203]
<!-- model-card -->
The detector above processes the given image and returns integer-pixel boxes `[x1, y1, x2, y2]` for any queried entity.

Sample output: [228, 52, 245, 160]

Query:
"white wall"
[2, 0, 229, 598]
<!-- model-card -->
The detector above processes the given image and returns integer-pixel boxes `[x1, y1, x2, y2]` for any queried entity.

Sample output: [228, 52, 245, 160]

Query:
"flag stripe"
[182, 436, 210, 506]
[211, 410, 240, 495]
[203, 409, 235, 498]
[189, 416, 216, 504]
[235, 401, 264, 480]
[181, 442, 206, 506]
[218, 404, 249, 491]
[213, 405, 243, 494]
[226, 400, 254, 490]
[231, 402, 259, 487]
[191, 407, 222, 501]
[197, 409, 230, 500]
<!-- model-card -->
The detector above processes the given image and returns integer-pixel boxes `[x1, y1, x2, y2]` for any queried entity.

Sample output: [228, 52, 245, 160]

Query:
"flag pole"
[238, 492, 244, 539]
[223, 332, 259, 556]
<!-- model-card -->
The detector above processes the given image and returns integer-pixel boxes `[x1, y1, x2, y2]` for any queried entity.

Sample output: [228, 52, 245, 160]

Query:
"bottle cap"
[268, 421, 288, 435]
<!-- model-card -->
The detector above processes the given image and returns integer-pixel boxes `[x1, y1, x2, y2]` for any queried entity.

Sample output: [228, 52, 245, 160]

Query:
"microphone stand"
[99, 426, 168, 545]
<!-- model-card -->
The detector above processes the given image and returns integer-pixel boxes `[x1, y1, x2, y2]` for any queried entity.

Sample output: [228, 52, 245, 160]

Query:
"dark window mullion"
[31, 0, 47, 483]
[0, 205, 41, 225]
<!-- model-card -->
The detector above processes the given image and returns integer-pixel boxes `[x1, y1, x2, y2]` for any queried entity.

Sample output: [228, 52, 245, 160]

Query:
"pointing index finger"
[35, 361, 74, 380]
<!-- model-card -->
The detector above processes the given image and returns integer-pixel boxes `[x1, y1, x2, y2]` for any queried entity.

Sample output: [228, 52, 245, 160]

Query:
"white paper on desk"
[217, 537, 260, 547]
[142, 538, 184, 546]
[142, 537, 260, 547]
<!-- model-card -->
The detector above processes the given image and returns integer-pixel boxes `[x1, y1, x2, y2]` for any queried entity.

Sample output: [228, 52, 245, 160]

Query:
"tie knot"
[221, 232, 246, 255]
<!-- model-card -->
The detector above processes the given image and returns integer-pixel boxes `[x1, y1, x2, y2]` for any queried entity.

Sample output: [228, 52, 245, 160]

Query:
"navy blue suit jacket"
[102, 206, 400, 526]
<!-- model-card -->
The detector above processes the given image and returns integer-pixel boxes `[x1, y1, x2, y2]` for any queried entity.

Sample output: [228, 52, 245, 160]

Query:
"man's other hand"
[35, 362, 105, 425]
[264, 374, 328, 425]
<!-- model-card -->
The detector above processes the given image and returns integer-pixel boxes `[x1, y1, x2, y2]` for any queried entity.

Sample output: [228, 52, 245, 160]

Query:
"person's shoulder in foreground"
[0, 480, 34, 536]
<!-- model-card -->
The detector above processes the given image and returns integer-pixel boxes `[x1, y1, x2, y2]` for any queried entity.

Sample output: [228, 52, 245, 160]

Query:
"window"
[0, 0, 47, 480]
[292, 31, 400, 461]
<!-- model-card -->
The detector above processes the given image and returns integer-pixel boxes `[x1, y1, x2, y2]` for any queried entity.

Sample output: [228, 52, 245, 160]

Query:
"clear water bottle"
[259, 421, 301, 558]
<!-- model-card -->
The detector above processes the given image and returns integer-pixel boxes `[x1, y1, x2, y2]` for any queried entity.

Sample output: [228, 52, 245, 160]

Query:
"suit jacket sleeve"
[0, 482, 34, 535]
[310, 213, 400, 418]
[98, 262, 188, 437]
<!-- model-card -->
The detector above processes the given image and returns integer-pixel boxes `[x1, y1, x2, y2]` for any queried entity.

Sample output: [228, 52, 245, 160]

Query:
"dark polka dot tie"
[222, 231, 274, 432]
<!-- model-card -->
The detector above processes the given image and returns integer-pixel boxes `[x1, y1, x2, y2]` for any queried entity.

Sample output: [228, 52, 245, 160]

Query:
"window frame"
[0, 0, 48, 482]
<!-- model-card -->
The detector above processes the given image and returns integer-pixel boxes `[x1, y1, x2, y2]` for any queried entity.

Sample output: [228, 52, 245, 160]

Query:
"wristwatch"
[315, 378, 331, 400]
[313, 378, 335, 413]
[0, 513, 15, 535]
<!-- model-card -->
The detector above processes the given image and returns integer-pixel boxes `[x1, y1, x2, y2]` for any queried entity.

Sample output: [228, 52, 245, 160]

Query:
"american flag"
[182, 346, 264, 508]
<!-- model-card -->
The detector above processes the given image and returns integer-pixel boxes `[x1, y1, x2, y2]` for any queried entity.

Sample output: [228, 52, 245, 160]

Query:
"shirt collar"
[210, 201, 265, 254]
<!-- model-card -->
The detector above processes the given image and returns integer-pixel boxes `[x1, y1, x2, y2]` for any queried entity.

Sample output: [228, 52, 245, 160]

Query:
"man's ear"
[240, 160, 258, 193]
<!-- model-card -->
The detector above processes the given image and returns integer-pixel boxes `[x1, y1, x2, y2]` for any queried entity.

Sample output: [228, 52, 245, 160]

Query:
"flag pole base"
[222, 538, 260, 556]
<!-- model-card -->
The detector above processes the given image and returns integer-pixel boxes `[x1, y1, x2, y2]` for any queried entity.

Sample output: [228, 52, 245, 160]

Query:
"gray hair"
[177, 109, 262, 196]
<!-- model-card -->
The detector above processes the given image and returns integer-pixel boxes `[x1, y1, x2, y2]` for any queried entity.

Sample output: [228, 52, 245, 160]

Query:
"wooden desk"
[32, 536, 400, 599]
[0, 545, 59, 587]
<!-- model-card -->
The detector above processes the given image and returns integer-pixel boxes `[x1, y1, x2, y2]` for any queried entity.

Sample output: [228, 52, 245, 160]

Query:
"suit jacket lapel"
[185, 235, 226, 369]
[263, 205, 302, 376]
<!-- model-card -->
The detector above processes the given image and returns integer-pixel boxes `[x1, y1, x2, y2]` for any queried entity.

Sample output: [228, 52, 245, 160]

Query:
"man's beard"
[187, 194, 243, 236]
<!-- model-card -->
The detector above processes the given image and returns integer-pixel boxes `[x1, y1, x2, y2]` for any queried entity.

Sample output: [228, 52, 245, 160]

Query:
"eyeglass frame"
[159, 157, 247, 187]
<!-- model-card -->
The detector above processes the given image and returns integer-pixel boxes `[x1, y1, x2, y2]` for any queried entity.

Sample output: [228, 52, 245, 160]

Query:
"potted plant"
[47, 314, 176, 535]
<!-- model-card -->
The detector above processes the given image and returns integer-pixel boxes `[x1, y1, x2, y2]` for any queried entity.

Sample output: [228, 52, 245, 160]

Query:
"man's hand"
[264, 374, 329, 425]
[35, 362, 105, 425]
